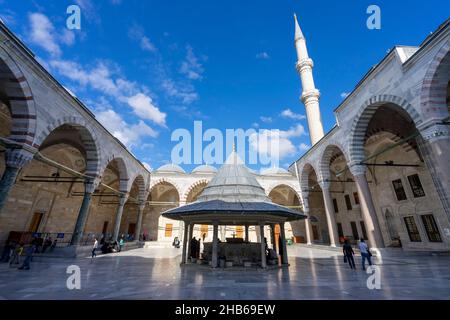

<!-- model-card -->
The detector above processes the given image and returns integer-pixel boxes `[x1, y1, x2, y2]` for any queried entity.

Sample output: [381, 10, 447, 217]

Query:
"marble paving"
[0, 245, 449, 300]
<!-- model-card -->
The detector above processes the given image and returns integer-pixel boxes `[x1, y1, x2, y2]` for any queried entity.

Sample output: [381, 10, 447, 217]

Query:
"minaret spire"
[294, 13, 324, 145]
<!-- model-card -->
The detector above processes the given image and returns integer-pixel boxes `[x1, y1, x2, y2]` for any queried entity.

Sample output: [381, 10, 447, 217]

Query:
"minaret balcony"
[296, 58, 314, 72]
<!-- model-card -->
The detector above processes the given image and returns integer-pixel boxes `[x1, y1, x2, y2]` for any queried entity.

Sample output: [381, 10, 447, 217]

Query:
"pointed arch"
[421, 39, 450, 119]
[0, 46, 36, 146]
[349, 95, 422, 164]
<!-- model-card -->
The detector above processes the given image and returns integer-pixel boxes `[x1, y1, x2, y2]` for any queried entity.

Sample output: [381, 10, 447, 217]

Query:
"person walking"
[358, 238, 372, 270]
[92, 238, 98, 258]
[18, 244, 36, 270]
[9, 242, 23, 267]
[342, 239, 356, 270]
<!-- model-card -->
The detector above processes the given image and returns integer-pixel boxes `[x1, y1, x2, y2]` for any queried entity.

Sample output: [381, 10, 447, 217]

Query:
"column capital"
[117, 193, 129, 206]
[138, 201, 146, 211]
[349, 164, 367, 177]
[5, 147, 36, 169]
[84, 177, 101, 194]
[418, 122, 450, 143]
[318, 179, 331, 190]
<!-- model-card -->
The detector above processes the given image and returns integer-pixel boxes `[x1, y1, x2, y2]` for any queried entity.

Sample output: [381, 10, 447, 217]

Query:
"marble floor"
[0, 245, 449, 300]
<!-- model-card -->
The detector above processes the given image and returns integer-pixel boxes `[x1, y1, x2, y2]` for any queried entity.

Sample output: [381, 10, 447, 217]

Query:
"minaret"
[294, 13, 324, 145]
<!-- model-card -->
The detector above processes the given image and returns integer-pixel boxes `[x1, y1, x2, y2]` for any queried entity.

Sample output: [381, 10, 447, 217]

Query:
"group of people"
[342, 238, 373, 270]
[0, 236, 52, 270]
[92, 236, 125, 258]
[189, 234, 207, 260]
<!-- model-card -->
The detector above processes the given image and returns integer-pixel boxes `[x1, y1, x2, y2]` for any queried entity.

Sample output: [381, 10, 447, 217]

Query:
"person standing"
[92, 238, 98, 258]
[358, 238, 372, 270]
[9, 242, 23, 267]
[118, 237, 124, 252]
[342, 239, 356, 270]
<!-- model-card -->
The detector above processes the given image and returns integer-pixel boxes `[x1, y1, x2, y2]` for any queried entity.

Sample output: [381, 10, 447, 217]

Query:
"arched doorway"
[268, 184, 303, 246]
[300, 164, 331, 245]
[351, 99, 449, 250]
[146, 181, 180, 242]
[321, 144, 365, 245]
[0, 122, 99, 245]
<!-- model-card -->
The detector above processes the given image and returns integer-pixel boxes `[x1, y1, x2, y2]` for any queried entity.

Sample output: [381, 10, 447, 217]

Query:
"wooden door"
[102, 221, 109, 234]
[236, 226, 243, 239]
[312, 225, 319, 241]
[128, 223, 136, 236]
[28, 212, 43, 233]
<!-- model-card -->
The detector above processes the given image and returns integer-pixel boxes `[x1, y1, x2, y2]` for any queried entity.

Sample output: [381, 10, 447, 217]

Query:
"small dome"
[260, 167, 291, 176]
[155, 163, 186, 174]
[192, 165, 217, 174]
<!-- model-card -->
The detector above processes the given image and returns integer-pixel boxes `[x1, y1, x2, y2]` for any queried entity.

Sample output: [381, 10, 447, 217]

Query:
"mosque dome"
[192, 165, 218, 174]
[260, 167, 292, 176]
[155, 163, 186, 174]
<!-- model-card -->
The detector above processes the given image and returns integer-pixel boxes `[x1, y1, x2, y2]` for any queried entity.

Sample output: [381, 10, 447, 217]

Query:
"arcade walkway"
[0, 246, 449, 299]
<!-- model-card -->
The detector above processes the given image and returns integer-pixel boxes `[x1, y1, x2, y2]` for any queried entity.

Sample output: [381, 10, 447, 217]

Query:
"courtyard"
[1, 245, 449, 300]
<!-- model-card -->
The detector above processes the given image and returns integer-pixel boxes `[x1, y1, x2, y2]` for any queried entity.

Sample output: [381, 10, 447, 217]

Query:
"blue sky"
[1, 0, 449, 172]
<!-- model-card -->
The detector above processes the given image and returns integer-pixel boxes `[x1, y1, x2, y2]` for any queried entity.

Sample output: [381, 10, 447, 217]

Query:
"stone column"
[350, 165, 385, 248]
[212, 221, 219, 268]
[302, 194, 313, 245]
[245, 224, 249, 242]
[270, 224, 277, 253]
[260, 223, 267, 268]
[319, 180, 340, 247]
[135, 201, 146, 241]
[112, 193, 128, 241]
[181, 222, 189, 264]
[0, 148, 35, 212]
[280, 223, 288, 265]
[70, 180, 97, 246]
[187, 223, 194, 259]
[417, 123, 450, 222]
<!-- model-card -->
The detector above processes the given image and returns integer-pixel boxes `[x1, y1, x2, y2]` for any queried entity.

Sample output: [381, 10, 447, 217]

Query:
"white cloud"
[341, 92, 350, 99]
[161, 78, 198, 105]
[140, 36, 156, 52]
[127, 93, 166, 126]
[280, 108, 306, 121]
[50, 59, 167, 126]
[75, 0, 100, 24]
[256, 52, 270, 59]
[142, 162, 152, 171]
[179, 45, 204, 80]
[260, 116, 273, 123]
[96, 109, 158, 148]
[249, 124, 307, 161]
[28, 13, 61, 56]
[128, 25, 157, 53]
[299, 143, 310, 151]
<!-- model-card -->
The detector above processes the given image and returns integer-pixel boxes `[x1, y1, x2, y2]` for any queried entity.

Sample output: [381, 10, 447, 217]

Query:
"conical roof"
[197, 151, 269, 203]
[162, 150, 306, 222]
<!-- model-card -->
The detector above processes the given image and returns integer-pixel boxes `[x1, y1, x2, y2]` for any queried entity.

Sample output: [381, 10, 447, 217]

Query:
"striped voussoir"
[130, 174, 147, 202]
[0, 48, 36, 147]
[319, 142, 349, 182]
[149, 177, 183, 202]
[349, 94, 423, 164]
[100, 156, 130, 192]
[34, 116, 101, 177]
[299, 163, 317, 195]
[421, 40, 450, 118]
